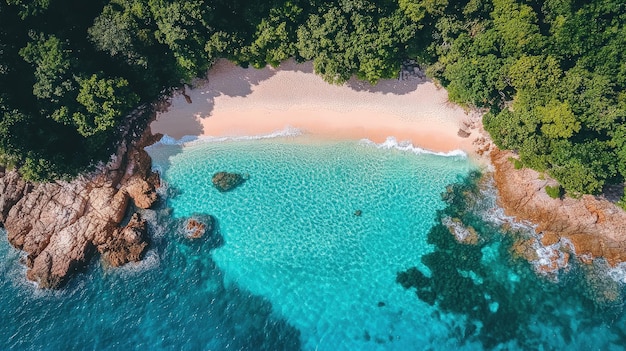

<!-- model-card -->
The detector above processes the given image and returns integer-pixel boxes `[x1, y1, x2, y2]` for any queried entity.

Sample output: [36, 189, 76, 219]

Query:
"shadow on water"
[143, 206, 303, 351]
[0, 184, 302, 351]
[396, 171, 626, 350]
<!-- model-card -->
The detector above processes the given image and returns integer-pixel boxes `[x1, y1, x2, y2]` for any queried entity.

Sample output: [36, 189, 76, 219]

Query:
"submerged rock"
[212, 172, 246, 192]
[184, 216, 214, 239]
[354, 209, 362, 216]
[442, 216, 479, 245]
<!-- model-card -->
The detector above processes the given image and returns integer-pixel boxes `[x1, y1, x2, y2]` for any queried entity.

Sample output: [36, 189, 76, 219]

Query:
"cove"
[148, 137, 474, 350]
[1, 137, 626, 350]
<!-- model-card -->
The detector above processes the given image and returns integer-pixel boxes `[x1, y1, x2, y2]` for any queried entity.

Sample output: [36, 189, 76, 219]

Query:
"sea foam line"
[154, 126, 303, 146]
[360, 137, 467, 158]
[607, 262, 626, 284]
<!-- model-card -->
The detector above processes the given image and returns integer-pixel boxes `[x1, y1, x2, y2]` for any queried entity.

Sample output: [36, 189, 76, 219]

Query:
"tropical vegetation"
[0, 0, 624, 197]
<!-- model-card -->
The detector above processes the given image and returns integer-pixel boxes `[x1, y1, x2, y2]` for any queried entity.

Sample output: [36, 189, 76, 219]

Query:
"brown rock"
[125, 176, 158, 209]
[541, 232, 561, 246]
[212, 172, 245, 192]
[443, 217, 479, 245]
[0, 122, 159, 288]
[0, 170, 31, 222]
[100, 213, 149, 267]
[184, 216, 214, 239]
[491, 148, 626, 267]
[510, 238, 539, 262]
[457, 129, 471, 138]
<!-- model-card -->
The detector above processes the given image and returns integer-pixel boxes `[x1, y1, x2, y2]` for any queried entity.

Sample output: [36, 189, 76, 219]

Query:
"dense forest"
[0, 0, 625, 199]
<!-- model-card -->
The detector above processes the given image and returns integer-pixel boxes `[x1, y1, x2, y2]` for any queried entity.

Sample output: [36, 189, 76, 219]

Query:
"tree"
[19, 34, 75, 105]
[247, 2, 303, 68]
[73, 74, 139, 137]
[297, 2, 416, 84]
[490, 0, 544, 57]
[6, 0, 50, 19]
[549, 140, 618, 195]
[88, 1, 150, 67]
[148, 0, 214, 78]
[536, 100, 580, 139]
[297, 6, 355, 84]
[399, 0, 448, 23]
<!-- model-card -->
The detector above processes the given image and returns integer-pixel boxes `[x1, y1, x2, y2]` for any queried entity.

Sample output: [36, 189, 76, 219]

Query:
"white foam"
[157, 134, 198, 145]
[114, 249, 161, 275]
[607, 262, 626, 284]
[476, 178, 537, 231]
[442, 216, 476, 242]
[360, 137, 467, 158]
[152, 126, 303, 146]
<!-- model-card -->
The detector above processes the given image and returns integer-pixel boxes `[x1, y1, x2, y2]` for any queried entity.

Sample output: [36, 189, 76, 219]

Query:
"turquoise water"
[1, 137, 625, 350]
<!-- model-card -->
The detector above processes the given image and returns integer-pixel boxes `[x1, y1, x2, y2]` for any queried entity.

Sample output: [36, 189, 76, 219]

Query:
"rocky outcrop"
[100, 213, 149, 267]
[212, 172, 246, 192]
[0, 169, 32, 222]
[491, 149, 626, 266]
[125, 177, 158, 209]
[0, 125, 159, 288]
[184, 216, 214, 239]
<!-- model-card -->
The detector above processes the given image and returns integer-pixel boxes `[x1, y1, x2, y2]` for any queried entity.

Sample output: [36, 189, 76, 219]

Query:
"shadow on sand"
[157, 58, 428, 138]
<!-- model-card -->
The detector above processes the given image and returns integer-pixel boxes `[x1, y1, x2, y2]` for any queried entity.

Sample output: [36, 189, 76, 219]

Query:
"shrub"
[508, 157, 523, 170]
[545, 185, 563, 199]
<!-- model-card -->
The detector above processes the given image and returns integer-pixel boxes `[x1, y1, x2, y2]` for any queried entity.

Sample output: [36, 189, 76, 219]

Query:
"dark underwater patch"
[397, 171, 626, 349]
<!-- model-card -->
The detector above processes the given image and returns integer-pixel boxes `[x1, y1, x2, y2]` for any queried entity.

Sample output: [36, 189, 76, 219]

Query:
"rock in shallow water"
[212, 172, 246, 192]
[184, 216, 214, 239]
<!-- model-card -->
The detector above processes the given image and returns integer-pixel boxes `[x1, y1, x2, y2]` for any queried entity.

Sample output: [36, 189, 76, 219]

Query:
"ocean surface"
[1, 136, 626, 350]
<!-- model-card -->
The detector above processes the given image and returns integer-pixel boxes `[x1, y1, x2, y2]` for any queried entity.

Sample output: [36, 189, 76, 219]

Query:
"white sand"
[150, 59, 475, 153]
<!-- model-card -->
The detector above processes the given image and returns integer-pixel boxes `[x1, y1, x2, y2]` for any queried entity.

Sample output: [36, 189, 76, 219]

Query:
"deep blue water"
[1, 137, 625, 350]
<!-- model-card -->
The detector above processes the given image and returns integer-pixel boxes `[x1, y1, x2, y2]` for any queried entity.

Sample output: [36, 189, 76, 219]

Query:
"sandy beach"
[151, 59, 476, 153]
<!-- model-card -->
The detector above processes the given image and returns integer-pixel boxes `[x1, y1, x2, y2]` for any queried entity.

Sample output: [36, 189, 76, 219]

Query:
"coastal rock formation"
[100, 213, 149, 267]
[125, 176, 159, 209]
[212, 172, 246, 192]
[0, 127, 159, 289]
[491, 149, 626, 266]
[0, 170, 32, 222]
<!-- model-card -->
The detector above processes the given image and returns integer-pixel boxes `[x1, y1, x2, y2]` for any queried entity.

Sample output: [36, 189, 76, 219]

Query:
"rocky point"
[0, 127, 160, 289]
[491, 148, 626, 267]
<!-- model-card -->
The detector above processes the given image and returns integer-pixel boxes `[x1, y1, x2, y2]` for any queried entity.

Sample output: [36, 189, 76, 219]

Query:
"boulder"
[100, 213, 149, 267]
[125, 176, 158, 209]
[0, 169, 32, 222]
[212, 172, 246, 192]
[184, 216, 214, 239]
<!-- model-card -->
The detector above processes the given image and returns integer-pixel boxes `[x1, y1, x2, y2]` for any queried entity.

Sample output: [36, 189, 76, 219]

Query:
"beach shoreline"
[150, 59, 480, 156]
[150, 58, 626, 273]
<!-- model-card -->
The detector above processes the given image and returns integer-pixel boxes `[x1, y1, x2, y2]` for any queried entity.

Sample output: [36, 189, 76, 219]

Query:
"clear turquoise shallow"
[1, 137, 625, 350]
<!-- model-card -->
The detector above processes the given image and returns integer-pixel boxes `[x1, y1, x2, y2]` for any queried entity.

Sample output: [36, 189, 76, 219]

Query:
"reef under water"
[397, 171, 626, 350]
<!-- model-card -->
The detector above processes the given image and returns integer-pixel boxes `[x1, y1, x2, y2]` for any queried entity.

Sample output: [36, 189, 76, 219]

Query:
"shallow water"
[1, 137, 625, 350]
